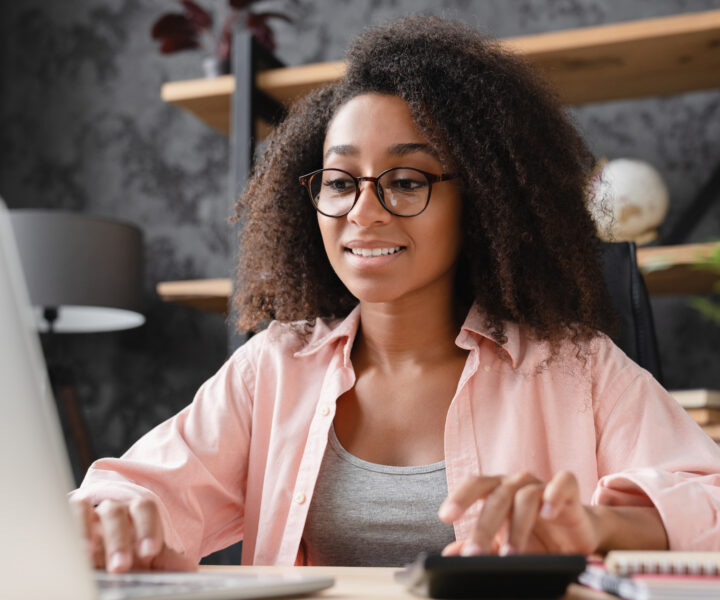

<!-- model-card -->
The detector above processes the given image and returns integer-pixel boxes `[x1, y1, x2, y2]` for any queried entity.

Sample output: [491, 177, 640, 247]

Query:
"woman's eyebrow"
[324, 145, 358, 160]
[324, 142, 439, 161]
[387, 143, 440, 159]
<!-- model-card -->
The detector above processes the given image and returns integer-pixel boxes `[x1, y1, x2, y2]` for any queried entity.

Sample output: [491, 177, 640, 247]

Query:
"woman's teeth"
[349, 247, 402, 257]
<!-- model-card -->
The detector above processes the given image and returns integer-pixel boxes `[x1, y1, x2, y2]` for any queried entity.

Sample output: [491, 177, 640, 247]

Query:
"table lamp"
[9, 210, 145, 333]
[8, 209, 145, 478]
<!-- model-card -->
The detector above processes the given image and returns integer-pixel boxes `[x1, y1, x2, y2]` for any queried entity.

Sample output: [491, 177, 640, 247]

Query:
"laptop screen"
[0, 199, 98, 598]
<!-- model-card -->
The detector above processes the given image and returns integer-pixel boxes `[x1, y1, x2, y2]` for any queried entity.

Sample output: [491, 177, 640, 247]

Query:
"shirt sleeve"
[70, 338, 259, 563]
[590, 336, 720, 550]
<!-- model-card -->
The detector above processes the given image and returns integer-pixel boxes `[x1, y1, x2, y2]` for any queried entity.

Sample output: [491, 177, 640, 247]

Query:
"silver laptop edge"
[0, 199, 333, 599]
[0, 199, 98, 599]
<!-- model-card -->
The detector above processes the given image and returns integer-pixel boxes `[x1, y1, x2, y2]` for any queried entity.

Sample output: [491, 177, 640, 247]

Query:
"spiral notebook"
[606, 551, 720, 576]
[580, 552, 720, 600]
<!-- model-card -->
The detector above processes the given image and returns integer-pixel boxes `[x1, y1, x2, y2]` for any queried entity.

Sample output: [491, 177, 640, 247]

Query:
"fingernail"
[461, 542, 483, 556]
[499, 543, 517, 556]
[540, 502, 556, 519]
[139, 538, 159, 558]
[438, 501, 462, 521]
[108, 551, 131, 572]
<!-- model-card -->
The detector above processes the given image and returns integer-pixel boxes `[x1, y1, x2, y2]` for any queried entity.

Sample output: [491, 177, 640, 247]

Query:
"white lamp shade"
[9, 210, 145, 333]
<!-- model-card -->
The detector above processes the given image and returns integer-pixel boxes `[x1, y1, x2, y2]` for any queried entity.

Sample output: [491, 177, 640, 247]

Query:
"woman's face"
[317, 93, 463, 306]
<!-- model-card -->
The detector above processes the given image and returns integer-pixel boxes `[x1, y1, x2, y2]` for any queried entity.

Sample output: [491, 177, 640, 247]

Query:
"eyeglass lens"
[308, 168, 430, 216]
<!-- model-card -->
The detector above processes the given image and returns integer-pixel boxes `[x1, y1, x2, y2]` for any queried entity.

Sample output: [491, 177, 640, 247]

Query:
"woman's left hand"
[438, 471, 601, 556]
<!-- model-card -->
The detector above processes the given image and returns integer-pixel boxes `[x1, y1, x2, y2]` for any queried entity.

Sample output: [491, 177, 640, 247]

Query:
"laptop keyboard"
[95, 572, 241, 599]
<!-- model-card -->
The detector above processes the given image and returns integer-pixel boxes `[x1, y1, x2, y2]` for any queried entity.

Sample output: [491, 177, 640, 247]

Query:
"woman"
[72, 17, 720, 571]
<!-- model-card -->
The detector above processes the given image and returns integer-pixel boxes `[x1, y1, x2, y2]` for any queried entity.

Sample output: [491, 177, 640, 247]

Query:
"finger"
[438, 474, 503, 522]
[541, 470, 580, 520]
[151, 546, 198, 572]
[441, 540, 465, 556]
[128, 498, 164, 563]
[70, 499, 96, 556]
[95, 500, 135, 573]
[91, 520, 107, 568]
[72, 499, 107, 568]
[442, 538, 503, 557]
[464, 471, 540, 555]
[506, 483, 545, 554]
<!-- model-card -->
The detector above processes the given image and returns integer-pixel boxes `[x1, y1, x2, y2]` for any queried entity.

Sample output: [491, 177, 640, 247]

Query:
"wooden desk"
[201, 565, 614, 599]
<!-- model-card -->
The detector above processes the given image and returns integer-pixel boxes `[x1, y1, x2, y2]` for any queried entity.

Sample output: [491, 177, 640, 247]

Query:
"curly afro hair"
[233, 15, 616, 355]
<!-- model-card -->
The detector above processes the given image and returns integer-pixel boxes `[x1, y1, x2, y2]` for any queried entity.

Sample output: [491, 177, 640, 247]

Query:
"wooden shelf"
[502, 8, 720, 105]
[156, 278, 232, 314]
[161, 9, 720, 135]
[156, 242, 719, 313]
[161, 75, 235, 135]
[636, 242, 719, 295]
[255, 61, 346, 108]
[670, 388, 720, 409]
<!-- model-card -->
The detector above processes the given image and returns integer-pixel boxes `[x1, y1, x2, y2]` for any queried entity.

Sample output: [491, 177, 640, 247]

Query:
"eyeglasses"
[299, 167, 458, 218]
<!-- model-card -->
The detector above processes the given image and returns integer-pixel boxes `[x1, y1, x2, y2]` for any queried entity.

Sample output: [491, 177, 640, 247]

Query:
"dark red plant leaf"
[181, 0, 213, 30]
[228, 0, 261, 9]
[160, 36, 201, 54]
[246, 13, 276, 51]
[218, 15, 239, 61]
[151, 13, 196, 39]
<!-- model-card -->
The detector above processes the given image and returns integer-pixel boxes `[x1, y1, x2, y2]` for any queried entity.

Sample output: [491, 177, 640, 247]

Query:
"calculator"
[395, 553, 587, 598]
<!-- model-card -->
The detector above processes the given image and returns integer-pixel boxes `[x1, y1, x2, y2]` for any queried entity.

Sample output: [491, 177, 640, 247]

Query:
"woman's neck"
[354, 292, 466, 373]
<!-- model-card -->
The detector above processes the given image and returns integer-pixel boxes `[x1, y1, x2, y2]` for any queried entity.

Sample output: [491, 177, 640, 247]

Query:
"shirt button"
[318, 405, 330, 416]
[294, 492, 306, 505]
[483, 364, 491, 372]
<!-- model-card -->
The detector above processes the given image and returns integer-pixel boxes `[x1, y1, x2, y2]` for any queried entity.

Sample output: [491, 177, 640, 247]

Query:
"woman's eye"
[390, 178, 426, 191]
[323, 179, 354, 193]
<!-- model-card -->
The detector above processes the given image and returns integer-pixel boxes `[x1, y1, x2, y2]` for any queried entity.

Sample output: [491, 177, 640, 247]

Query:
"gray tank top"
[302, 425, 456, 566]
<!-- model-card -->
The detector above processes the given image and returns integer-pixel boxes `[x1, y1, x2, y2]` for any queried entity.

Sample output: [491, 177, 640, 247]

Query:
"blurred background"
[1, 0, 718, 483]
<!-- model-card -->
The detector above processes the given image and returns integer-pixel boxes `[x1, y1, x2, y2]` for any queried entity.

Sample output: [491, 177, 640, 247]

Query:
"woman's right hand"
[71, 498, 197, 573]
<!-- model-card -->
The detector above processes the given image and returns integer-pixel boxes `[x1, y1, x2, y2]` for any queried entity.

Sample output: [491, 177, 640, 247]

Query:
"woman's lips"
[343, 245, 406, 268]
[347, 245, 403, 257]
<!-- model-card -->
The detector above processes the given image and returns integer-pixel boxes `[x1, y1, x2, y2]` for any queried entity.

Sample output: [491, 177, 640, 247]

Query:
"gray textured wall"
[1, 0, 719, 473]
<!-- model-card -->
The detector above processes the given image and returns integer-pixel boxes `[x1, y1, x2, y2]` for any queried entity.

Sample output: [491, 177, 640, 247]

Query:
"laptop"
[0, 199, 333, 599]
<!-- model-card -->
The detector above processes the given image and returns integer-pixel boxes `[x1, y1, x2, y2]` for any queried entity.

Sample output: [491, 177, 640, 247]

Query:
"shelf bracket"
[228, 30, 286, 352]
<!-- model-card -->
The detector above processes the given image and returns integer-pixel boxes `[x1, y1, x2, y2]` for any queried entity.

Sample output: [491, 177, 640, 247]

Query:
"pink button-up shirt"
[74, 306, 720, 564]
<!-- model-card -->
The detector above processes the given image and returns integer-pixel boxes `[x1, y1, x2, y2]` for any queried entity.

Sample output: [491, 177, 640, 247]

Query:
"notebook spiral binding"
[606, 551, 720, 576]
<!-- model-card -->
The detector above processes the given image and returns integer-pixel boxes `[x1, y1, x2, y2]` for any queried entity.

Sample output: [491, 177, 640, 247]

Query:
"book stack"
[670, 390, 720, 442]
[581, 551, 720, 599]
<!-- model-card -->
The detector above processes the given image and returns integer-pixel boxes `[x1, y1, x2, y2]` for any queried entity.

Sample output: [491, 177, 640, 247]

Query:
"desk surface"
[202, 565, 614, 599]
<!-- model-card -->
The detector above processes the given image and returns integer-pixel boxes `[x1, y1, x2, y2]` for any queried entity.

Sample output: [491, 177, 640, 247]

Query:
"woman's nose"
[347, 181, 391, 226]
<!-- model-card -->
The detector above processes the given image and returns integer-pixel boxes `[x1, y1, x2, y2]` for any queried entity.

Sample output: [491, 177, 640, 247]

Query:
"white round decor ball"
[589, 158, 670, 245]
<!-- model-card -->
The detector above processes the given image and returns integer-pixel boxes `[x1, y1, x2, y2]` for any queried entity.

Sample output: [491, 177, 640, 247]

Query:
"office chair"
[600, 241, 664, 385]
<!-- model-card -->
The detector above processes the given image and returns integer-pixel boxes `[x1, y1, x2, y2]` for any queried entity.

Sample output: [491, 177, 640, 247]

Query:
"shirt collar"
[293, 305, 361, 365]
[295, 303, 520, 368]
[456, 303, 520, 367]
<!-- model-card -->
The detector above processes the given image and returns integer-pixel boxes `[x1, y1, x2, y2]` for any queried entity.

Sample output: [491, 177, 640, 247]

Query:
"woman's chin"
[349, 291, 401, 305]
[342, 283, 405, 305]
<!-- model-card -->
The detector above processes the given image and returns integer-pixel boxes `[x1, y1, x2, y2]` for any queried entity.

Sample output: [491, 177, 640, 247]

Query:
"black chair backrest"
[600, 241, 664, 385]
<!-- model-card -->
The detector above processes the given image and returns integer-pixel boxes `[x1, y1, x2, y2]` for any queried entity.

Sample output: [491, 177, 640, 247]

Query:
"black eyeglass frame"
[298, 167, 458, 218]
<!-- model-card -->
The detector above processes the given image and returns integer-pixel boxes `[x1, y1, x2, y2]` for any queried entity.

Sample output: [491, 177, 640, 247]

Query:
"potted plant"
[151, 0, 293, 77]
